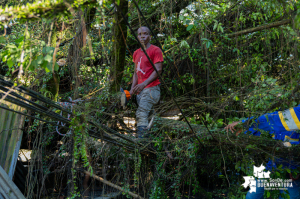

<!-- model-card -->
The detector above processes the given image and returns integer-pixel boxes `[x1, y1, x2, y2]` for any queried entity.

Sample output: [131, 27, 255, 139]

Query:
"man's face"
[138, 27, 151, 46]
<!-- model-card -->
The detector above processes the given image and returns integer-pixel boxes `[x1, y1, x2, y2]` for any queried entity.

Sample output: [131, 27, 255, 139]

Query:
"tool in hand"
[120, 88, 131, 109]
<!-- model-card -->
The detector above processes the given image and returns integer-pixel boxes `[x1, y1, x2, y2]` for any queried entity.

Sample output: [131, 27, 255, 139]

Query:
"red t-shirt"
[133, 45, 163, 88]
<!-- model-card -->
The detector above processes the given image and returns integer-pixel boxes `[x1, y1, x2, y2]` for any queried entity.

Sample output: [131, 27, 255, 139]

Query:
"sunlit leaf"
[213, 22, 218, 30]
[186, 25, 194, 31]
[44, 54, 52, 62]
[7, 59, 14, 68]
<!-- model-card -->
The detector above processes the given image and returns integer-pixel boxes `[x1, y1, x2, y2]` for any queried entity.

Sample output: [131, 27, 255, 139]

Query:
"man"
[224, 106, 300, 198]
[129, 26, 163, 138]
[225, 106, 300, 133]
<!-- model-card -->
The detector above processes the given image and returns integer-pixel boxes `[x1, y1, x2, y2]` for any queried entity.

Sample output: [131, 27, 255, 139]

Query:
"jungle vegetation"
[1, 0, 300, 198]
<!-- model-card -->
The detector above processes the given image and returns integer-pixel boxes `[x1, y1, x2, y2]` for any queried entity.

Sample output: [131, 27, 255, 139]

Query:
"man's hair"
[138, 26, 150, 34]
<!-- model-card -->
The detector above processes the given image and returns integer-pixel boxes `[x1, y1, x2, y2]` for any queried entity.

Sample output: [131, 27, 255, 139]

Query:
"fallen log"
[227, 19, 291, 38]
[151, 116, 300, 162]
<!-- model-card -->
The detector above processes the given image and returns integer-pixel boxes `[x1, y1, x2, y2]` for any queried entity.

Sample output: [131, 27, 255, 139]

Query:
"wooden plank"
[8, 112, 24, 179]
[8, 133, 22, 179]
[0, 104, 8, 131]
[0, 90, 27, 179]
[0, 106, 9, 160]
[0, 165, 25, 199]
[4, 110, 18, 173]
[0, 106, 13, 171]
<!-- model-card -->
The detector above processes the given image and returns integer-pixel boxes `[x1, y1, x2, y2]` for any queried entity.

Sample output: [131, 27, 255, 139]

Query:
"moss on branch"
[0, 0, 97, 24]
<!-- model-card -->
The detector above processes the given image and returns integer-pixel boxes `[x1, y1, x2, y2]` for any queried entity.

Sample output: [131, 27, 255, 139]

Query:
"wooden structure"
[0, 165, 25, 199]
[0, 94, 26, 179]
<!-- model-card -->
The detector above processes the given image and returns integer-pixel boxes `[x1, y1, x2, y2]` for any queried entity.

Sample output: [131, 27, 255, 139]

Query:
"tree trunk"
[204, 28, 210, 99]
[46, 24, 60, 101]
[67, 7, 96, 99]
[109, 0, 129, 93]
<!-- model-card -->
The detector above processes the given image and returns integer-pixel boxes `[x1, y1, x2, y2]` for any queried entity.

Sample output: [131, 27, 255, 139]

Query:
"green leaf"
[186, 25, 194, 31]
[220, 26, 224, 33]
[267, 191, 270, 197]
[1, 50, 9, 62]
[44, 54, 52, 62]
[287, 169, 291, 173]
[29, 61, 37, 71]
[180, 40, 190, 49]
[15, 36, 24, 44]
[54, 62, 59, 71]
[42, 46, 54, 54]
[40, 41, 46, 46]
[0, 36, 5, 43]
[7, 59, 14, 68]
[6, 43, 17, 51]
[213, 22, 218, 30]
[179, 15, 184, 20]
[206, 41, 212, 49]
[46, 62, 52, 72]
[36, 55, 43, 65]
[170, 38, 177, 42]
[41, 60, 48, 69]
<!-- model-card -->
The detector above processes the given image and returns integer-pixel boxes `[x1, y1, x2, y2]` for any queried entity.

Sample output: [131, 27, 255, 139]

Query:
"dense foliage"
[1, 0, 300, 198]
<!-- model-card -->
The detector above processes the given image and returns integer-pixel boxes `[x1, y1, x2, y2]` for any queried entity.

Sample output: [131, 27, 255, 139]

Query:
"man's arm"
[225, 106, 300, 134]
[132, 62, 162, 94]
[224, 121, 242, 133]
[129, 67, 138, 95]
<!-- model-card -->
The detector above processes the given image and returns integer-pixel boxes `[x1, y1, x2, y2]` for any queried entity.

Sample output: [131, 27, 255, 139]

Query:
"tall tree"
[109, 0, 128, 93]
[46, 22, 60, 101]
[67, 7, 96, 98]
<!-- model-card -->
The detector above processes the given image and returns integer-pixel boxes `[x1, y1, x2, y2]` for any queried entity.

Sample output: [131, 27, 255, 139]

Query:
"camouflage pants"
[136, 85, 160, 127]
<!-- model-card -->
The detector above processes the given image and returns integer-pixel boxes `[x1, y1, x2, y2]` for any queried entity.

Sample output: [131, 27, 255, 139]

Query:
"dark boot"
[137, 126, 148, 138]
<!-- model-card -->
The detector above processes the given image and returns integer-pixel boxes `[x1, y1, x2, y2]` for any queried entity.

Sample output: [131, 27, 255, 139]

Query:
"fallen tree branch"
[82, 170, 145, 199]
[227, 19, 291, 38]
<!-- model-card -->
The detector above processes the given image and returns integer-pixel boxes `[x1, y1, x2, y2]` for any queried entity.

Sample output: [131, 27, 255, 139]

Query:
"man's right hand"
[224, 121, 242, 133]
[132, 82, 146, 94]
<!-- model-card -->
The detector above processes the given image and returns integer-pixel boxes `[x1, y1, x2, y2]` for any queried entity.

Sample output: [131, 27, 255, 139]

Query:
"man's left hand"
[283, 142, 292, 147]
[133, 83, 146, 94]
[224, 121, 241, 133]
